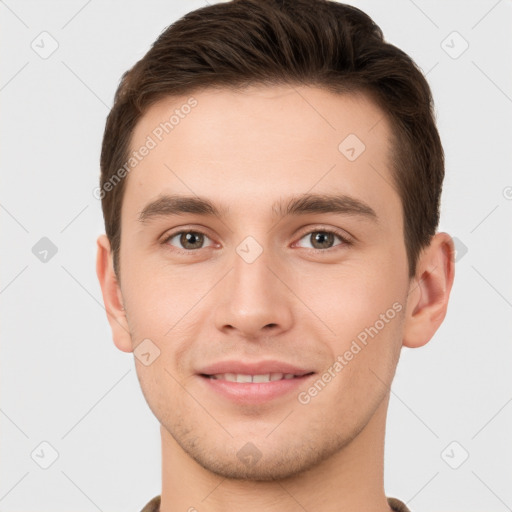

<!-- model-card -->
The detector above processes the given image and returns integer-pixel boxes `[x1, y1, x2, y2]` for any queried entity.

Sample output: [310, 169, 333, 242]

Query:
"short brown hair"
[100, 0, 444, 279]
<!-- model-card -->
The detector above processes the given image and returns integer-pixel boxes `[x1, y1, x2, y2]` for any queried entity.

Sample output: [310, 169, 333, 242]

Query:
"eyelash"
[295, 228, 353, 251]
[161, 227, 353, 255]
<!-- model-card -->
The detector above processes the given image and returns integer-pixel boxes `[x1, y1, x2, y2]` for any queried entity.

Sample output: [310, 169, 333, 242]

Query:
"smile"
[205, 372, 309, 382]
[199, 372, 316, 405]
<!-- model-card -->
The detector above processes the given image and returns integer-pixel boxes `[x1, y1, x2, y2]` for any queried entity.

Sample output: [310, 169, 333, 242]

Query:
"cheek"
[301, 260, 406, 334]
[133, 355, 190, 427]
[294, 259, 407, 392]
[120, 262, 201, 422]
[302, 276, 405, 410]
[120, 254, 186, 332]
[120, 258, 211, 377]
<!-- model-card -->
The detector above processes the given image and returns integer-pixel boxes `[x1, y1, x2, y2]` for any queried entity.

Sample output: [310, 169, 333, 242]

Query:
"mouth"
[198, 372, 316, 404]
[200, 372, 315, 383]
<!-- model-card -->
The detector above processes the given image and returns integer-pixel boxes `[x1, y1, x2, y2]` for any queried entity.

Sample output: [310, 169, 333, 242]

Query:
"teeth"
[253, 374, 271, 383]
[209, 373, 297, 382]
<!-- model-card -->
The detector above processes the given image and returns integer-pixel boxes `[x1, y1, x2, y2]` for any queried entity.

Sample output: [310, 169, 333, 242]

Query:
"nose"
[213, 243, 294, 339]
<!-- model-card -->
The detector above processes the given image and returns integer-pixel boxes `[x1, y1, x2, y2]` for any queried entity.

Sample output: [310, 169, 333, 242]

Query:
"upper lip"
[198, 360, 315, 376]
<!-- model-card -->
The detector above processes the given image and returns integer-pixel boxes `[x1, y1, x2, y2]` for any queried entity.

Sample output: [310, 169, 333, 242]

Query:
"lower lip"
[198, 374, 315, 405]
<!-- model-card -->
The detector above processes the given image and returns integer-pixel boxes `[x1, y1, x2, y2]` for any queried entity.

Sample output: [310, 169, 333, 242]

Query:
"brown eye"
[310, 232, 335, 249]
[296, 229, 349, 250]
[165, 231, 213, 251]
[180, 232, 204, 249]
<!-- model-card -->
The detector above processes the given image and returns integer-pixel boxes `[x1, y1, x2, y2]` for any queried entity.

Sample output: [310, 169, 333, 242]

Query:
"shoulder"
[140, 495, 409, 512]
[387, 496, 412, 512]
[139, 495, 161, 512]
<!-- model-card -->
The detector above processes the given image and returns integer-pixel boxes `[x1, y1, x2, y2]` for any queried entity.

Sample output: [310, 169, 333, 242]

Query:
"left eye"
[165, 231, 214, 251]
[296, 230, 347, 250]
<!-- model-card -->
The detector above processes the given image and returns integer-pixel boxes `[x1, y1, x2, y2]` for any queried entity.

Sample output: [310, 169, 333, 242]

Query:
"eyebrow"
[138, 193, 378, 223]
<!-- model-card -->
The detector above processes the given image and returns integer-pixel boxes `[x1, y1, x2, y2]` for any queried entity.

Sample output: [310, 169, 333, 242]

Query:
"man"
[96, 1, 455, 511]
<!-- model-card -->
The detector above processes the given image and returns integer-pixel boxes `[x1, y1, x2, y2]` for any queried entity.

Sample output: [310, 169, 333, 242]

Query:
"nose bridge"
[213, 234, 293, 335]
[234, 238, 272, 288]
[231, 235, 277, 306]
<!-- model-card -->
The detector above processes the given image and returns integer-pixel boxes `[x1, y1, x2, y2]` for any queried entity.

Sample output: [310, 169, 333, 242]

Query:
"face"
[113, 85, 412, 480]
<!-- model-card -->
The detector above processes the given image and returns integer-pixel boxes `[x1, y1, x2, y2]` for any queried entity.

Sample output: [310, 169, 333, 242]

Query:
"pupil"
[181, 232, 203, 249]
[312, 232, 333, 249]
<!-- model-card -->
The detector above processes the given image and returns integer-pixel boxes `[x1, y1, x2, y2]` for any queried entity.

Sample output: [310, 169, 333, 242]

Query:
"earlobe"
[402, 232, 455, 348]
[95, 234, 133, 353]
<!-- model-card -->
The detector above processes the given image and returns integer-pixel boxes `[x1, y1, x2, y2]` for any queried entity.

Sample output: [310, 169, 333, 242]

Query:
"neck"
[159, 393, 392, 512]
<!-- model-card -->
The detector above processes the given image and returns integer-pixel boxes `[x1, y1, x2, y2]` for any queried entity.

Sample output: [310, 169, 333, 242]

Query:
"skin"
[96, 85, 455, 512]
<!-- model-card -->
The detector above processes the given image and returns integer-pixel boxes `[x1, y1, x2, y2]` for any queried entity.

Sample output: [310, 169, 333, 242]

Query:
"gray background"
[1, 0, 511, 510]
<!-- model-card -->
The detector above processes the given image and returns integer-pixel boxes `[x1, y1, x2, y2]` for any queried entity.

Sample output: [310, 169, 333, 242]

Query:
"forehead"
[123, 84, 399, 223]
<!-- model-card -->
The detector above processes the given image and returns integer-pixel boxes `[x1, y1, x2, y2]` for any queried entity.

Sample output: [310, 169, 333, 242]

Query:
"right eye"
[163, 230, 215, 252]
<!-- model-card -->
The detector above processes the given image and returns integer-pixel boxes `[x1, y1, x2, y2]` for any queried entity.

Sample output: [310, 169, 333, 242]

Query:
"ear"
[402, 232, 455, 348]
[96, 234, 133, 353]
